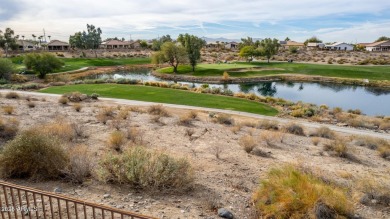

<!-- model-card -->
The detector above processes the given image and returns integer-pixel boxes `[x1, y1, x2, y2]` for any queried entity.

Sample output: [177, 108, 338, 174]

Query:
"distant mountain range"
[200, 36, 263, 43]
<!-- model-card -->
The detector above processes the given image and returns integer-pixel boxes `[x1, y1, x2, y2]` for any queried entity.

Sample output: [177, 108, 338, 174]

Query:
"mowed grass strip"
[39, 84, 278, 116]
[157, 62, 390, 81]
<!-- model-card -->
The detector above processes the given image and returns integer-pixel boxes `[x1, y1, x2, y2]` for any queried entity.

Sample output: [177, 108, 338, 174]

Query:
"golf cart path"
[2, 90, 389, 140]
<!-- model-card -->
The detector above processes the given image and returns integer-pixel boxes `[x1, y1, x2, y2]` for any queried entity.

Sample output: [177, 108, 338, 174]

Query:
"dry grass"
[354, 136, 388, 150]
[310, 126, 336, 139]
[147, 105, 170, 117]
[108, 131, 126, 151]
[230, 124, 242, 134]
[27, 102, 36, 108]
[97, 146, 193, 190]
[323, 138, 355, 160]
[96, 107, 115, 124]
[379, 121, 390, 130]
[283, 123, 305, 136]
[118, 109, 129, 120]
[213, 114, 234, 126]
[0, 129, 68, 180]
[178, 111, 198, 126]
[2, 106, 14, 115]
[62, 145, 92, 184]
[260, 131, 284, 147]
[257, 120, 279, 130]
[110, 118, 124, 130]
[239, 135, 256, 153]
[5, 92, 20, 99]
[311, 137, 321, 146]
[150, 115, 165, 125]
[39, 118, 77, 142]
[0, 117, 19, 140]
[358, 178, 390, 206]
[252, 165, 353, 219]
[73, 103, 82, 112]
[58, 96, 69, 105]
[126, 127, 143, 144]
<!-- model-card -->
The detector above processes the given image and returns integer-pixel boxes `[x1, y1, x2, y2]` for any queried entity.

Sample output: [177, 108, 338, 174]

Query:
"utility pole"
[43, 28, 47, 43]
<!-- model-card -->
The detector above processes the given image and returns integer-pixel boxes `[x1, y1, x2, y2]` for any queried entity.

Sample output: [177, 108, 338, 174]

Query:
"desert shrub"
[73, 103, 82, 112]
[311, 137, 321, 146]
[230, 124, 242, 134]
[27, 101, 36, 108]
[378, 146, 390, 160]
[291, 109, 304, 117]
[354, 136, 388, 150]
[110, 118, 124, 130]
[332, 107, 343, 114]
[90, 93, 99, 100]
[39, 120, 76, 142]
[0, 117, 19, 140]
[358, 178, 390, 206]
[126, 127, 143, 144]
[222, 71, 230, 80]
[62, 145, 92, 184]
[5, 92, 19, 99]
[239, 135, 256, 153]
[250, 148, 272, 158]
[2, 106, 14, 115]
[260, 131, 284, 147]
[118, 109, 129, 120]
[97, 146, 193, 190]
[379, 121, 390, 130]
[283, 123, 305, 136]
[0, 129, 68, 179]
[147, 105, 169, 117]
[310, 126, 335, 139]
[58, 96, 69, 105]
[214, 114, 234, 126]
[62, 92, 88, 102]
[253, 166, 353, 218]
[108, 131, 126, 151]
[347, 109, 362, 115]
[323, 138, 350, 158]
[257, 120, 279, 130]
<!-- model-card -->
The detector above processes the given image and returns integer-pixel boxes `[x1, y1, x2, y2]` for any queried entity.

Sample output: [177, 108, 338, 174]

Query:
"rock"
[103, 194, 111, 199]
[217, 208, 234, 219]
[359, 194, 372, 205]
[315, 202, 336, 219]
[80, 94, 88, 101]
[371, 199, 378, 204]
[53, 187, 62, 193]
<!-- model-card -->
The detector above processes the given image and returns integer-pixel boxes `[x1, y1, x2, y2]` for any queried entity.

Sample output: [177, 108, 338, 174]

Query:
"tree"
[285, 37, 291, 41]
[69, 24, 102, 54]
[239, 37, 255, 49]
[239, 46, 261, 62]
[154, 42, 188, 73]
[151, 35, 172, 51]
[139, 40, 148, 49]
[375, 36, 390, 42]
[0, 28, 18, 57]
[259, 38, 280, 63]
[0, 58, 14, 81]
[304, 36, 322, 46]
[177, 34, 206, 72]
[69, 32, 84, 49]
[24, 53, 64, 78]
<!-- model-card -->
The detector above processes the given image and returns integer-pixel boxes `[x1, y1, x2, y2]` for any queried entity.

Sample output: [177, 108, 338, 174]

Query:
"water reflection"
[83, 70, 390, 115]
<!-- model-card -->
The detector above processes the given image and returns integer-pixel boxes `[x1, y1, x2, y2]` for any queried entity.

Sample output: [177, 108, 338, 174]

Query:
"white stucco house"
[365, 40, 390, 52]
[325, 42, 354, 51]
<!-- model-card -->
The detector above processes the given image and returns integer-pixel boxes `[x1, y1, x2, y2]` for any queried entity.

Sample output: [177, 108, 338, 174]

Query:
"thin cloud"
[0, 0, 389, 41]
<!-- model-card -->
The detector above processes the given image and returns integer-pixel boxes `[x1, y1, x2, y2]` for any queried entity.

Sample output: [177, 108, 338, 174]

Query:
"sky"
[1, 0, 390, 43]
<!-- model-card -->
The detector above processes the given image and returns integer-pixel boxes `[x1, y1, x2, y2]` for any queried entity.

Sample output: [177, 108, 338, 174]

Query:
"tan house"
[100, 39, 142, 49]
[16, 40, 36, 51]
[225, 42, 239, 50]
[365, 40, 390, 52]
[47, 40, 70, 51]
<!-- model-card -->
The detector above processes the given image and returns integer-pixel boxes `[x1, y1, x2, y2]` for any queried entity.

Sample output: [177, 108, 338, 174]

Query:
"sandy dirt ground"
[0, 92, 389, 219]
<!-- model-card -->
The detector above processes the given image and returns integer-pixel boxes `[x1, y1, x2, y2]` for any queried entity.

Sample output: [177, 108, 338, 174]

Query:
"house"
[225, 42, 239, 50]
[365, 40, 390, 52]
[100, 39, 130, 49]
[47, 40, 70, 51]
[324, 42, 353, 51]
[282, 41, 305, 49]
[307, 42, 325, 50]
[129, 41, 141, 49]
[16, 40, 36, 51]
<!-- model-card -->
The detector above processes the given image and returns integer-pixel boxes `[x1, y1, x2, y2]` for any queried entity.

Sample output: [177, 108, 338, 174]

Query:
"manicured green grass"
[40, 84, 278, 116]
[157, 62, 390, 81]
[9, 57, 151, 73]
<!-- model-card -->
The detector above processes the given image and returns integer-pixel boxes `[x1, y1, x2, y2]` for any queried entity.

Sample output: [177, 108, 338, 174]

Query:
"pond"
[84, 69, 390, 116]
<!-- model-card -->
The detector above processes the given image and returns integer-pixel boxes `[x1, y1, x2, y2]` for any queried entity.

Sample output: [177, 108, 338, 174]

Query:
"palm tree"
[48, 35, 51, 42]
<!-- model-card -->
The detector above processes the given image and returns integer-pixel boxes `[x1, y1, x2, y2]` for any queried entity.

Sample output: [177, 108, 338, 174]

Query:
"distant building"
[47, 40, 70, 51]
[16, 40, 36, 51]
[225, 42, 239, 50]
[100, 39, 142, 49]
[324, 42, 353, 51]
[307, 42, 325, 50]
[365, 40, 390, 52]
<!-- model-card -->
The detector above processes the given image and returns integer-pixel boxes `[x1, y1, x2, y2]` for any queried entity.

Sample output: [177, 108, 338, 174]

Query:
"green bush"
[0, 129, 68, 179]
[0, 58, 14, 81]
[24, 53, 64, 78]
[97, 146, 193, 190]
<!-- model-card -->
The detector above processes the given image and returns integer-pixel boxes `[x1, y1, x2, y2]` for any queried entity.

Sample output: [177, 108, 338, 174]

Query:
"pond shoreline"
[151, 71, 390, 88]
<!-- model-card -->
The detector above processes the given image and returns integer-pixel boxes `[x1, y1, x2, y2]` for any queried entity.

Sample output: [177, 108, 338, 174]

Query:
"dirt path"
[2, 90, 389, 140]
